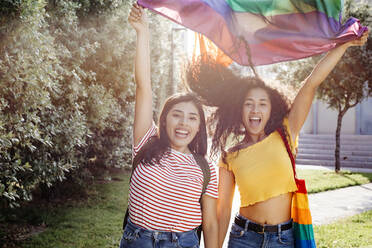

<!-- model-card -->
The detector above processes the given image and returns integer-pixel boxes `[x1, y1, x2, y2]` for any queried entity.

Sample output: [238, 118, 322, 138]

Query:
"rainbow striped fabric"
[277, 127, 316, 247]
[292, 178, 316, 247]
[138, 0, 367, 66]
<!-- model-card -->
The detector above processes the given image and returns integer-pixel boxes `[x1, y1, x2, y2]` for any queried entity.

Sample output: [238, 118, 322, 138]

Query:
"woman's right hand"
[128, 3, 148, 33]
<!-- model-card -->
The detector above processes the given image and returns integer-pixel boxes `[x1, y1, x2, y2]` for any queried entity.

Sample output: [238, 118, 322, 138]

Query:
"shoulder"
[133, 121, 158, 152]
[193, 154, 214, 171]
[278, 117, 298, 152]
[217, 152, 233, 171]
[207, 161, 217, 174]
[204, 161, 218, 197]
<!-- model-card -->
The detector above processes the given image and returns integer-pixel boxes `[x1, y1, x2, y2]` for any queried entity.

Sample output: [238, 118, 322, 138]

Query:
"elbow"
[203, 217, 218, 231]
[203, 221, 218, 236]
[303, 77, 321, 93]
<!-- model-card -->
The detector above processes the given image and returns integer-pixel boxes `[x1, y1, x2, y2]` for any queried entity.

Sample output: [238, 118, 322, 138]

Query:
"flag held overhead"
[138, 0, 368, 66]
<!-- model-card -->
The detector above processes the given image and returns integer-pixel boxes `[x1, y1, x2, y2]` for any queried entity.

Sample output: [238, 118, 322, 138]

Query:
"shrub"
[0, 0, 174, 208]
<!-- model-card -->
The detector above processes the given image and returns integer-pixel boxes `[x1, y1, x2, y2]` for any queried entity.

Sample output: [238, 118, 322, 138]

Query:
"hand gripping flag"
[138, 0, 367, 66]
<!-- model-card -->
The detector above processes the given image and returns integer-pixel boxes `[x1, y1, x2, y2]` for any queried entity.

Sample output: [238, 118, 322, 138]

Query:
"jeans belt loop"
[134, 229, 140, 238]
[244, 218, 249, 232]
[171, 232, 178, 243]
[258, 224, 265, 234]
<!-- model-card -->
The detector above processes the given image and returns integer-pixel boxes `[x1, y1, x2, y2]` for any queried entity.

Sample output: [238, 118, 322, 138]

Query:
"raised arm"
[128, 3, 153, 146]
[217, 167, 236, 248]
[288, 31, 369, 141]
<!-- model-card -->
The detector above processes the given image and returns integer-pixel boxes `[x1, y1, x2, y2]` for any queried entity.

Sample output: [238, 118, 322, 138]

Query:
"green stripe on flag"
[293, 222, 315, 240]
[226, 0, 341, 20]
[302, 0, 342, 20]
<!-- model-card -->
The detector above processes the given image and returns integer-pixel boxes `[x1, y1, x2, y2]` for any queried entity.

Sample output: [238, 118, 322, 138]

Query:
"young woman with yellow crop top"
[186, 31, 368, 247]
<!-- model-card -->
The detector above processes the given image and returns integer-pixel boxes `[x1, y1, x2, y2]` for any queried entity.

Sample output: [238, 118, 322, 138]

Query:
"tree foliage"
[0, 0, 173, 207]
[272, 0, 372, 171]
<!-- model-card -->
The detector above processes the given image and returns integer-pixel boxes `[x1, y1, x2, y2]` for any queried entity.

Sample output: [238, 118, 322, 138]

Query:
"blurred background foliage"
[0, 0, 173, 208]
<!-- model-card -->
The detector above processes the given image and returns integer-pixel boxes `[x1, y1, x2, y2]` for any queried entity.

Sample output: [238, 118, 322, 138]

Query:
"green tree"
[0, 0, 174, 208]
[273, 0, 372, 172]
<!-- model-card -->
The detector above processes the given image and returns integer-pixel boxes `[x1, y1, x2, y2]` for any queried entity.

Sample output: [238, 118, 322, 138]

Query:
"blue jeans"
[228, 215, 294, 248]
[119, 219, 200, 248]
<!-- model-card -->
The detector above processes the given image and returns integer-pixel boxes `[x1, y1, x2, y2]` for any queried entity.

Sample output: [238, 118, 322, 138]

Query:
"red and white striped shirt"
[128, 123, 218, 232]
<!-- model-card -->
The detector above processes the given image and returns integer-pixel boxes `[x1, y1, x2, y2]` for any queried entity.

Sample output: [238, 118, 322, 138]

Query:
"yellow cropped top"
[218, 118, 298, 207]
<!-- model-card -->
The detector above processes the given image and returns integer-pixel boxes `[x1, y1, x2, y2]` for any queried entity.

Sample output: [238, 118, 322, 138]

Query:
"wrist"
[136, 27, 150, 37]
[332, 42, 349, 54]
[342, 42, 350, 48]
[340, 41, 353, 50]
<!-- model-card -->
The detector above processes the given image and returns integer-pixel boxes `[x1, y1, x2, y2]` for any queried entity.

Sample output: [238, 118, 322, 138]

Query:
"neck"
[170, 145, 191, 154]
[247, 132, 266, 144]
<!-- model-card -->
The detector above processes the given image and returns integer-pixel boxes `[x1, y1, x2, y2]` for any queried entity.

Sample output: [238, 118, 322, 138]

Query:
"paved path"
[309, 183, 372, 225]
[298, 164, 372, 224]
[297, 164, 372, 173]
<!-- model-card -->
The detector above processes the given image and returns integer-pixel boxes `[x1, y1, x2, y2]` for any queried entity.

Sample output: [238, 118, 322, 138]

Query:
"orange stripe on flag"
[292, 193, 310, 209]
[291, 207, 312, 225]
[193, 33, 233, 67]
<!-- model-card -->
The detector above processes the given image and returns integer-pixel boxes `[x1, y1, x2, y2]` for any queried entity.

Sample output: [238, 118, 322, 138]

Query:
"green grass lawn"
[297, 169, 372, 193]
[3, 169, 372, 248]
[314, 210, 372, 248]
[18, 172, 130, 248]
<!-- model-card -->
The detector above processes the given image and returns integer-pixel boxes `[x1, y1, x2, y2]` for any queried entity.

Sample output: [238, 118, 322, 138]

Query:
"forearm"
[217, 210, 231, 248]
[135, 29, 151, 91]
[203, 222, 218, 248]
[217, 168, 235, 247]
[305, 43, 348, 88]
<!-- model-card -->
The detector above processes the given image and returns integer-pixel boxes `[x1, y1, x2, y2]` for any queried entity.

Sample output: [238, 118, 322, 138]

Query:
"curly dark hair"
[133, 92, 208, 167]
[186, 57, 292, 161]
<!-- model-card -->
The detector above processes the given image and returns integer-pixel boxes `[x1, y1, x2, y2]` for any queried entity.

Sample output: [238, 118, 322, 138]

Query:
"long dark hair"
[186, 57, 291, 160]
[134, 92, 208, 166]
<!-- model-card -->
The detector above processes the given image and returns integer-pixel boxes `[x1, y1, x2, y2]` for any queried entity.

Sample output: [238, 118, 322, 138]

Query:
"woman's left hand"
[345, 30, 369, 47]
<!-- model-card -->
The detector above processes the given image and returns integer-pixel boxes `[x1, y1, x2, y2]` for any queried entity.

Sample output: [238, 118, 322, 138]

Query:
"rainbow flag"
[138, 0, 367, 66]
[292, 178, 316, 247]
[277, 127, 316, 247]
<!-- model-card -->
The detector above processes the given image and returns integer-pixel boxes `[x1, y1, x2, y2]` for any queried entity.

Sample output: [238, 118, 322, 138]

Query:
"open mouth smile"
[249, 117, 262, 123]
[175, 129, 190, 138]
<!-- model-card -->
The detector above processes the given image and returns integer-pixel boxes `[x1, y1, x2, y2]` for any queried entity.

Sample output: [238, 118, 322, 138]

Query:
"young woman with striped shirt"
[120, 4, 218, 248]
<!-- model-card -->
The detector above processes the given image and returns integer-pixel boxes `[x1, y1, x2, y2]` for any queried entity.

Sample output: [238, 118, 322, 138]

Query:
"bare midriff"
[239, 192, 293, 225]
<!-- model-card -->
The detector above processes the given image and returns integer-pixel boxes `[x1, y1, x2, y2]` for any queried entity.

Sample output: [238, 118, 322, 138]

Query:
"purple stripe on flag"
[245, 13, 365, 64]
[201, 0, 231, 19]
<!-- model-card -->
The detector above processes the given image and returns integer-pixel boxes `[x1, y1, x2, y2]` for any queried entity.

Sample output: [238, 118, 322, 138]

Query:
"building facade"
[302, 98, 372, 135]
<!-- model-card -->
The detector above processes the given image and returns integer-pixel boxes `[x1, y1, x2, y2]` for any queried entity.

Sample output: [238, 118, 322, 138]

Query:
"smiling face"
[242, 87, 272, 140]
[165, 101, 201, 153]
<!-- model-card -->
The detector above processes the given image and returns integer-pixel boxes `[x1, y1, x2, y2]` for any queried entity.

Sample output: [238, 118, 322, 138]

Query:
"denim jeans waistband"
[126, 219, 197, 241]
[235, 214, 293, 233]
